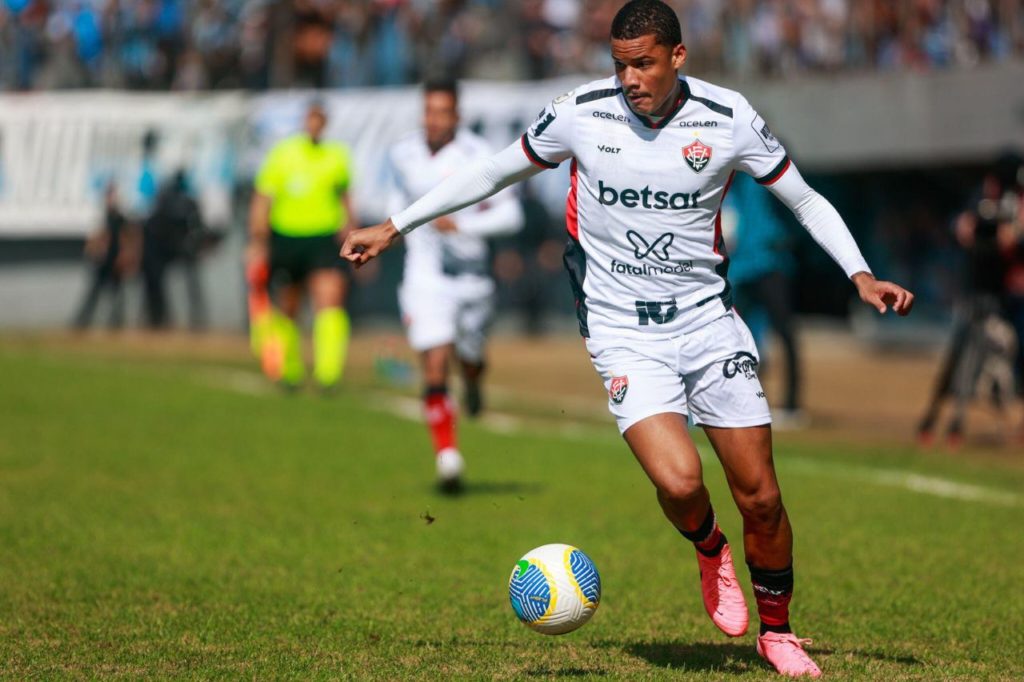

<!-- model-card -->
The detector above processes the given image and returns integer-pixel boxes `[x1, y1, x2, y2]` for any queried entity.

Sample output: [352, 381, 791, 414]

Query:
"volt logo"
[635, 299, 678, 326]
[626, 230, 674, 261]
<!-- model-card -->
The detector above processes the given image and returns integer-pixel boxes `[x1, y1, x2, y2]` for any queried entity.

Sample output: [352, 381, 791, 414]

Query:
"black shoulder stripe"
[520, 134, 560, 170]
[689, 95, 733, 118]
[756, 155, 791, 185]
[576, 88, 622, 105]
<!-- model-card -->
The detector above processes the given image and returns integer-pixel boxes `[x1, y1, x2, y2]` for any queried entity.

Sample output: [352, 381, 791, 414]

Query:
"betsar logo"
[723, 351, 759, 380]
[598, 180, 701, 210]
[682, 139, 713, 173]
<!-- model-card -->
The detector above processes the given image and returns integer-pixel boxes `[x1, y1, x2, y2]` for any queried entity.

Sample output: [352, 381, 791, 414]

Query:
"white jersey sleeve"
[766, 162, 872, 278]
[731, 97, 792, 186]
[391, 142, 540, 234]
[520, 92, 576, 169]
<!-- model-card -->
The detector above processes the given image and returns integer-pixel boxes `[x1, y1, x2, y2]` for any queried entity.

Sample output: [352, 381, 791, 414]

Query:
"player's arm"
[340, 191, 359, 235]
[342, 142, 542, 266]
[337, 146, 359, 236]
[765, 163, 914, 316]
[344, 92, 574, 265]
[247, 192, 272, 266]
[248, 145, 281, 273]
[733, 96, 913, 315]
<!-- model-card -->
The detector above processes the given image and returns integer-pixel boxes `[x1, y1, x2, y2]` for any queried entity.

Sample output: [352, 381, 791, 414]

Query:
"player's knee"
[656, 476, 704, 508]
[737, 486, 783, 526]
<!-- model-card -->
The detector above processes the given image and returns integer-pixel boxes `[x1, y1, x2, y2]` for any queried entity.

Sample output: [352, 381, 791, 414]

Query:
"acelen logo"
[598, 180, 701, 210]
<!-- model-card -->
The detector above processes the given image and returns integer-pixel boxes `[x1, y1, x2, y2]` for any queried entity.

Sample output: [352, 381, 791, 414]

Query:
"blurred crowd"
[2, 0, 1023, 91]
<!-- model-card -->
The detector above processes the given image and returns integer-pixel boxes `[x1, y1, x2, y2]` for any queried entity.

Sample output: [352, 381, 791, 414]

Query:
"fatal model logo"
[609, 375, 629, 404]
[723, 351, 759, 380]
[682, 139, 713, 173]
[626, 230, 674, 261]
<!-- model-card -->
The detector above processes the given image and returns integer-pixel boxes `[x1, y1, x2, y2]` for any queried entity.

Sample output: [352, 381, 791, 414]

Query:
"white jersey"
[388, 129, 522, 288]
[522, 75, 794, 341]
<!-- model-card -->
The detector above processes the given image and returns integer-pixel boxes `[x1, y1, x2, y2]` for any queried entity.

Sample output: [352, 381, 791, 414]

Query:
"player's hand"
[433, 216, 458, 233]
[852, 272, 915, 316]
[341, 219, 401, 268]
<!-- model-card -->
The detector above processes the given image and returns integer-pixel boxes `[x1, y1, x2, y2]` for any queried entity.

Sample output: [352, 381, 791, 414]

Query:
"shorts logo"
[609, 375, 629, 404]
[682, 139, 713, 173]
[626, 230, 674, 261]
[723, 351, 759, 380]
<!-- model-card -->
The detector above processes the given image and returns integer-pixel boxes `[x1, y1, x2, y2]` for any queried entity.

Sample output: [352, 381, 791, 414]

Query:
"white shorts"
[587, 311, 772, 433]
[398, 277, 495, 362]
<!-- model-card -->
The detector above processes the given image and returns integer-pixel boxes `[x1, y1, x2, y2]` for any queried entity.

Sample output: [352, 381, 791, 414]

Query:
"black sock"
[749, 563, 794, 635]
[678, 506, 726, 557]
[424, 384, 448, 398]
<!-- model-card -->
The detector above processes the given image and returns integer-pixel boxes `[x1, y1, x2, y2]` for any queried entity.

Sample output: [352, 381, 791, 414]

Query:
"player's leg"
[261, 233, 306, 387]
[421, 344, 463, 489]
[589, 342, 748, 637]
[309, 266, 350, 390]
[454, 289, 495, 418]
[705, 425, 818, 677]
[684, 312, 819, 677]
[275, 281, 306, 387]
[400, 281, 463, 489]
[757, 271, 802, 418]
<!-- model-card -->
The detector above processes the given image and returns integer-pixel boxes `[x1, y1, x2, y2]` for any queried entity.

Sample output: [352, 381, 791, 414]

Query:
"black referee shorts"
[269, 230, 349, 284]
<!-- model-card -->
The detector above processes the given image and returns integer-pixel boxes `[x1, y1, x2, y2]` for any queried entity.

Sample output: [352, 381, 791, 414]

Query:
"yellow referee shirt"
[255, 134, 353, 237]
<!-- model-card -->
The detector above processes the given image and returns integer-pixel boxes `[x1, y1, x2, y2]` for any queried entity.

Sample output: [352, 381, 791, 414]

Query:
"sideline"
[202, 367, 1022, 509]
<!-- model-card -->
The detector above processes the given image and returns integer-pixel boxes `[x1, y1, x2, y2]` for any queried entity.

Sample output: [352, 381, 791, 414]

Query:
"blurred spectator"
[142, 169, 207, 329]
[71, 182, 136, 329]
[3, 0, 1024, 92]
[917, 158, 1022, 446]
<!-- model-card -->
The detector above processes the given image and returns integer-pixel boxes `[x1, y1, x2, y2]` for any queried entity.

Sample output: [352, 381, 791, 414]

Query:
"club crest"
[609, 375, 629, 404]
[682, 139, 713, 173]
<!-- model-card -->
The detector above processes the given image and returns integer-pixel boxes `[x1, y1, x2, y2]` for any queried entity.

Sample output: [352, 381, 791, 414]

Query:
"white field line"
[203, 372, 1021, 509]
[770, 455, 1023, 508]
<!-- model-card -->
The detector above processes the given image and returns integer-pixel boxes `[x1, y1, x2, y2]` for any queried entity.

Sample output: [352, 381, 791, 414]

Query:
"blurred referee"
[247, 101, 358, 390]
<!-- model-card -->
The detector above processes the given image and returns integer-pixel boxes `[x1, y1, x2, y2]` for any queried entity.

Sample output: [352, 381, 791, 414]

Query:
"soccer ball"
[508, 543, 601, 635]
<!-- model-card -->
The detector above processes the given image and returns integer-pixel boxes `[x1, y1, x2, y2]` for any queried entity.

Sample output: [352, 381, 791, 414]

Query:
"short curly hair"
[610, 0, 682, 47]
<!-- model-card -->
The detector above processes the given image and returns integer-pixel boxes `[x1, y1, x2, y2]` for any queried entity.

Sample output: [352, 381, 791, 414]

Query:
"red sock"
[424, 388, 456, 454]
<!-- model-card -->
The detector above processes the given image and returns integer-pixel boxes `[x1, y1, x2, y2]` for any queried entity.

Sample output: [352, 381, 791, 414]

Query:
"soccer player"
[344, 1, 914, 676]
[247, 101, 357, 390]
[386, 78, 524, 491]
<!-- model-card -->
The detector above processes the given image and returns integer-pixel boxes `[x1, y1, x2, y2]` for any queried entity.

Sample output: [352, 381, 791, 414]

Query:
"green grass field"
[1, 337, 1022, 680]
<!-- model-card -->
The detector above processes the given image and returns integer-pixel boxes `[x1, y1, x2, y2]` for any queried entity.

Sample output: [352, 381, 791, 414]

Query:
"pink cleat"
[756, 631, 822, 678]
[696, 542, 749, 637]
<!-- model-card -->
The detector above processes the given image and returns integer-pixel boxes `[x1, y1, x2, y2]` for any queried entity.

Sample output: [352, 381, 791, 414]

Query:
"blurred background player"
[722, 173, 804, 427]
[247, 101, 357, 390]
[386, 78, 524, 491]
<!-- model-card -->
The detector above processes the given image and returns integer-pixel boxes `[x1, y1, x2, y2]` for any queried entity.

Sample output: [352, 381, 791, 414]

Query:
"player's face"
[611, 35, 687, 117]
[305, 108, 327, 142]
[424, 91, 458, 152]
